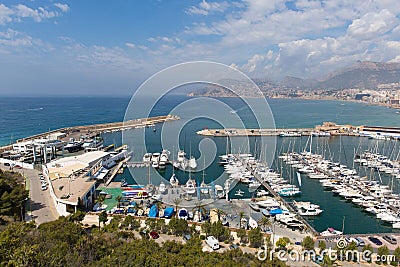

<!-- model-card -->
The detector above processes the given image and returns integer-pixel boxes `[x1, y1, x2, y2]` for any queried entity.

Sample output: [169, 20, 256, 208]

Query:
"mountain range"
[279, 61, 400, 90]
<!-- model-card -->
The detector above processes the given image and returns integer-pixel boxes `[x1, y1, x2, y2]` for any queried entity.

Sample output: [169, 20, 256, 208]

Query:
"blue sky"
[0, 0, 400, 96]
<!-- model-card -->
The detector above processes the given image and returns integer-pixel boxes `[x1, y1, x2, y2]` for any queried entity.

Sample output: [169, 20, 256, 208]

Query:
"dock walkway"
[232, 155, 320, 236]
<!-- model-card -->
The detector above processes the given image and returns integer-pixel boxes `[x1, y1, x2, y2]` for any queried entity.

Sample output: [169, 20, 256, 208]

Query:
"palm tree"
[193, 201, 206, 220]
[215, 209, 225, 222]
[115, 195, 122, 208]
[238, 211, 245, 229]
[258, 217, 271, 231]
[172, 198, 182, 218]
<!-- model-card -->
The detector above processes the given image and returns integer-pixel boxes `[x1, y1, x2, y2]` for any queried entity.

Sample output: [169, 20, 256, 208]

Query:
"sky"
[0, 0, 400, 96]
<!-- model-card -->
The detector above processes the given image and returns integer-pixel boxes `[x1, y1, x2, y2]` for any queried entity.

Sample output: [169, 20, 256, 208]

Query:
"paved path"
[0, 165, 59, 224]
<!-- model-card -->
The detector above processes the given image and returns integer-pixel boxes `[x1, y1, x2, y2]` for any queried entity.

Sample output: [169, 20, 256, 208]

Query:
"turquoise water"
[1, 95, 400, 234]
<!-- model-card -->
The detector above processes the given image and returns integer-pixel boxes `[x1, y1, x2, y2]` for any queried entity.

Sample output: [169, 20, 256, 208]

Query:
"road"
[0, 164, 59, 224]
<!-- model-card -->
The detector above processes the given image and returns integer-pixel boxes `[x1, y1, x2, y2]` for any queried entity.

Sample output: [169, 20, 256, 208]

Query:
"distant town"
[188, 81, 400, 109]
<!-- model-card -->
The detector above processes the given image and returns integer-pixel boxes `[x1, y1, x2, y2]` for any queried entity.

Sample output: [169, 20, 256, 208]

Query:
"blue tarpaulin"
[269, 208, 283, 215]
[164, 207, 174, 218]
[148, 205, 158, 218]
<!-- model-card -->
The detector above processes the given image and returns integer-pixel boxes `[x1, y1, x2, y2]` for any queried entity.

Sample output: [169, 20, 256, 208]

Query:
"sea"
[1, 95, 400, 234]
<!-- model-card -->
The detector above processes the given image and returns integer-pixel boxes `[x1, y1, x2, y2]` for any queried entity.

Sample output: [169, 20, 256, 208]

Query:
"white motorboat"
[320, 227, 343, 236]
[159, 182, 166, 193]
[189, 157, 197, 169]
[249, 202, 260, 211]
[177, 150, 186, 162]
[185, 179, 196, 194]
[214, 185, 225, 198]
[298, 206, 323, 216]
[256, 198, 280, 208]
[248, 217, 258, 229]
[143, 153, 152, 162]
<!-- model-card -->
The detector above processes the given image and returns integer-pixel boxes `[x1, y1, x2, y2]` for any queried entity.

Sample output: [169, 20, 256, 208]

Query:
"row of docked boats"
[354, 150, 400, 179]
[219, 153, 301, 196]
[281, 151, 400, 229]
[143, 149, 197, 170]
[279, 131, 331, 137]
[143, 149, 170, 169]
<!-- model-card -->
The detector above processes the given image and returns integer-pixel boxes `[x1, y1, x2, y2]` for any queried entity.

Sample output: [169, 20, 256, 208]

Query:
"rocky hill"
[281, 61, 400, 90]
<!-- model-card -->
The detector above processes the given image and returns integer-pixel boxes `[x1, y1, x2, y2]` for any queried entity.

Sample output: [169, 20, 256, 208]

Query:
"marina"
[2, 96, 400, 239]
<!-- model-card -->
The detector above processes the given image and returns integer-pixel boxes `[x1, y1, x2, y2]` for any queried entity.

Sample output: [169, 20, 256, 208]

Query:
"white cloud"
[125, 42, 136, 48]
[54, 3, 70, 13]
[0, 29, 33, 46]
[347, 9, 397, 39]
[0, 4, 13, 25]
[186, 0, 230, 16]
[0, 3, 68, 25]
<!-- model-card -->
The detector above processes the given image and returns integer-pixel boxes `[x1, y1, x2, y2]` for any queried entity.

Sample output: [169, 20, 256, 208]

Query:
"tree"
[168, 217, 188, 236]
[115, 195, 122, 208]
[238, 211, 245, 228]
[393, 247, 400, 265]
[123, 215, 140, 230]
[377, 245, 389, 264]
[215, 209, 225, 222]
[276, 237, 288, 249]
[258, 217, 271, 232]
[362, 244, 373, 263]
[248, 227, 263, 248]
[318, 240, 326, 251]
[172, 198, 182, 218]
[202, 221, 211, 236]
[302, 236, 315, 251]
[98, 210, 108, 231]
[68, 210, 85, 223]
[236, 228, 247, 244]
[209, 221, 230, 242]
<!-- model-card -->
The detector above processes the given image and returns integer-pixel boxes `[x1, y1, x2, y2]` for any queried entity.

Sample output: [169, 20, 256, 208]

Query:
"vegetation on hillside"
[0, 170, 29, 224]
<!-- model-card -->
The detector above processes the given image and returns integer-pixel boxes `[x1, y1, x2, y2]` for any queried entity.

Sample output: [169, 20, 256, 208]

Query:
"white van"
[206, 236, 219, 250]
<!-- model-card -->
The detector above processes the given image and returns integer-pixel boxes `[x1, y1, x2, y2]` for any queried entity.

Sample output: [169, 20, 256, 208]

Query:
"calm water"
[1, 95, 400, 234]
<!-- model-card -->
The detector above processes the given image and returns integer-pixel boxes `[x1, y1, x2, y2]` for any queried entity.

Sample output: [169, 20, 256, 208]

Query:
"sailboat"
[170, 148, 179, 186]
[200, 158, 209, 194]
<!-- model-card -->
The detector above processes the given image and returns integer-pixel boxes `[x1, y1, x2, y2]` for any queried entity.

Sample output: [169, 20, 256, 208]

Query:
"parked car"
[41, 185, 47, 191]
[14, 165, 22, 169]
[150, 231, 159, 239]
[368, 236, 383, 246]
[382, 235, 397, 245]
[183, 234, 191, 241]
[229, 244, 239, 250]
[345, 237, 361, 246]
[354, 237, 365, 247]
[4, 162, 10, 166]
[312, 255, 323, 265]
